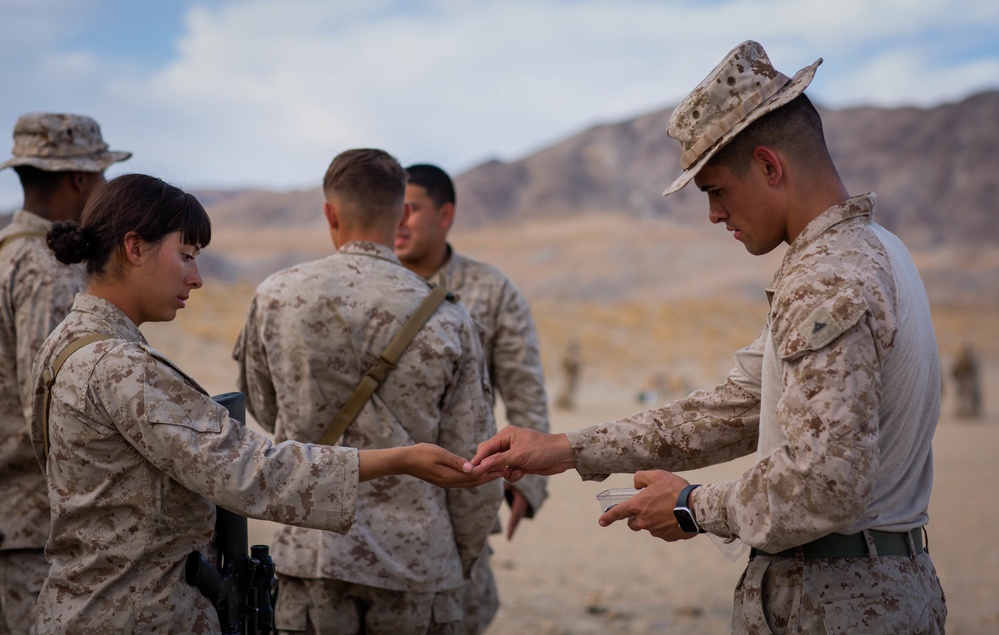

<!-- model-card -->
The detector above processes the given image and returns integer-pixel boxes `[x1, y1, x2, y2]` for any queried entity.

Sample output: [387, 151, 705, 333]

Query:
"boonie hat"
[0, 113, 131, 173]
[662, 40, 822, 197]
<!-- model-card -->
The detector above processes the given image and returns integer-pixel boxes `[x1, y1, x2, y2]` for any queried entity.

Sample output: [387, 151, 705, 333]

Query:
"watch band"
[673, 483, 705, 534]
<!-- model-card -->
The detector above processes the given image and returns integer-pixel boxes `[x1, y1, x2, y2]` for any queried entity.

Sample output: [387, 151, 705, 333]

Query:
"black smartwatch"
[673, 484, 705, 534]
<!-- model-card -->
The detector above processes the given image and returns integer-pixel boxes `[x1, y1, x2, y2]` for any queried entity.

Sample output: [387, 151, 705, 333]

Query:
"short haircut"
[405, 164, 455, 208]
[322, 149, 407, 227]
[708, 94, 831, 175]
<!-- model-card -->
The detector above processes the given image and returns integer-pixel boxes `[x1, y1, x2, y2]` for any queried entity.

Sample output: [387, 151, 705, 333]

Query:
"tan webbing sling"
[318, 285, 453, 446]
[37, 333, 112, 455]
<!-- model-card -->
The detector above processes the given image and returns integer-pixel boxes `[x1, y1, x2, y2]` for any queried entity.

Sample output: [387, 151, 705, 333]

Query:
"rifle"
[185, 392, 278, 634]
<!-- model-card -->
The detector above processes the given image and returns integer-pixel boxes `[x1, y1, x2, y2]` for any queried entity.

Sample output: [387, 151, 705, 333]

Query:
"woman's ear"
[121, 231, 146, 266]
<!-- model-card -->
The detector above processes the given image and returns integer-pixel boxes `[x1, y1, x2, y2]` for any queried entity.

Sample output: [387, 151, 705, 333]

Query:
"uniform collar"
[337, 240, 401, 266]
[765, 193, 876, 305]
[427, 244, 461, 288]
[71, 293, 147, 343]
[9, 209, 53, 231]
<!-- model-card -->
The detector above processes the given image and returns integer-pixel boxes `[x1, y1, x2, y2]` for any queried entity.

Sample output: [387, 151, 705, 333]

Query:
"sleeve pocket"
[140, 352, 224, 434]
[777, 289, 867, 362]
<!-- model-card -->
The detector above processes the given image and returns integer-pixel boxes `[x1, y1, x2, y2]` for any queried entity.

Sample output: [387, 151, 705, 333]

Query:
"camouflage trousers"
[274, 574, 463, 635]
[0, 549, 48, 635]
[460, 546, 498, 635]
[732, 551, 946, 634]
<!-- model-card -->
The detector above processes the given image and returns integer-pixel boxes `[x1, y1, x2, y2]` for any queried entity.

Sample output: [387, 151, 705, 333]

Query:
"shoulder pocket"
[775, 286, 867, 362]
[140, 347, 222, 434]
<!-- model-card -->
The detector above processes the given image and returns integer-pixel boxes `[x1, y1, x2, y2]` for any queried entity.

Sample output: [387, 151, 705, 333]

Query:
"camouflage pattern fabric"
[427, 247, 549, 511]
[0, 211, 87, 551]
[274, 574, 463, 635]
[566, 195, 945, 628]
[0, 549, 49, 635]
[427, 247, 549, 635]
[30, 294, 360, 634]
[234, 241, 501, 599]
[732, 552, 945, 634]
[0, 211, 87, 633]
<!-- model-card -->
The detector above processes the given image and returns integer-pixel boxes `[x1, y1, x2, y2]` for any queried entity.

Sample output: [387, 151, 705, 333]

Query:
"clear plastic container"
[596, 487, 749, 562]
[595, 487, 640, 512]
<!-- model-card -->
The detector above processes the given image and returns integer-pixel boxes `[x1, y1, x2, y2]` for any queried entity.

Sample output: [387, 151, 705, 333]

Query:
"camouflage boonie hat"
[662, 41, 822, 197]
[0, 113, 131, 172]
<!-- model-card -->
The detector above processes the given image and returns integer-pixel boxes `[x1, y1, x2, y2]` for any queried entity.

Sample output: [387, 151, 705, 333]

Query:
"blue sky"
[2, 0, 998, 210]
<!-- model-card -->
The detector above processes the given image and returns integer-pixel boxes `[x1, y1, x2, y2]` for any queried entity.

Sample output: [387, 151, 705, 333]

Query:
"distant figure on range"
[555, 338, 581, 411]
[395, 163, 550, 634]
[236, 151, 503, 635]
[951, 343, 982, 419]
[472, 40, 947, 633]
[0, 113, 129, 635]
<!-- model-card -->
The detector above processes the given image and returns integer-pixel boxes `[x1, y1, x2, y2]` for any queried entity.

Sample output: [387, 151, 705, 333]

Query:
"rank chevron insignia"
[812, 321, 827, 334]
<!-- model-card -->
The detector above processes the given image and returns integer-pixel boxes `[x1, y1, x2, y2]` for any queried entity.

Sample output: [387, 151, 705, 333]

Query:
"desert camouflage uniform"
[427, 246, 549, 634]
[30, 294, 360, 635]
[235, 241, 502, 635]
[0, 210, 87, 635]
[567, 195, 946, 633]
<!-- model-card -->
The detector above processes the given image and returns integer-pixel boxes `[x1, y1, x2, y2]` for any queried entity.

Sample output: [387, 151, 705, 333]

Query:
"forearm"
[358, 446, 409, 482]
[568, 378, 761, 480]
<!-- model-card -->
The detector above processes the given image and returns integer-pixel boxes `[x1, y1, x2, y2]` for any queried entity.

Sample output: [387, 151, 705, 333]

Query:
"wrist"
[673, 483, 705, 534]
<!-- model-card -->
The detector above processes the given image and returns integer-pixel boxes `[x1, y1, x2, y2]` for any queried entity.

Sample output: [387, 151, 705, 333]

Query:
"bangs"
[178, 192, 212, 249]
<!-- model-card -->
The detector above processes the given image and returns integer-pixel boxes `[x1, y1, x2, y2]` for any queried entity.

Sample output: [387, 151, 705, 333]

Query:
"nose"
[708, 197, 728, 225]
[189, 262, 203, 290]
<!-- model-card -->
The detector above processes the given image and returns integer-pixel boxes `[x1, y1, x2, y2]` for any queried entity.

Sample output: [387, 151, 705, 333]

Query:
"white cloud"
[2, 0, 998, 209]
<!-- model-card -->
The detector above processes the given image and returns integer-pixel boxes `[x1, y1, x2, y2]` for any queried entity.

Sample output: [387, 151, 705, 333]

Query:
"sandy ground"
[142, 285, 999, 635]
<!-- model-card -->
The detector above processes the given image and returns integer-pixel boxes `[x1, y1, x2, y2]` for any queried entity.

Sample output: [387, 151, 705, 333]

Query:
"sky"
[2, 0, 998, 210]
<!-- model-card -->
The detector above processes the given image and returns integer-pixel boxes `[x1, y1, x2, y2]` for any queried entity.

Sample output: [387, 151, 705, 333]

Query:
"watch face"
[673, 508, 699, 534]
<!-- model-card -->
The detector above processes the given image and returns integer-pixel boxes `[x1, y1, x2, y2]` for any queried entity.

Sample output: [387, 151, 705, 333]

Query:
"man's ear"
[438, 202, 455, 232]
[752, 146, 784, 186]
[68, 171, 88, 195]
[323, 201, 340, 231]
[398, 202, 412, 231]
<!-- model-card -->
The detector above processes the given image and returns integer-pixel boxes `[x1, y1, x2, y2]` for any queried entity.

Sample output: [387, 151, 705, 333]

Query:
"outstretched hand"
[358, 444, 504, 487]
[469, 426, 576, 482]
[597, 470, 698, 542]
[404, 443, 506, 488]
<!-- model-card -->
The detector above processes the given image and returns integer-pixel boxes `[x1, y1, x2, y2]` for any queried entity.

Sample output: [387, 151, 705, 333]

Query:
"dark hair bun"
[47, 221, 92, 265]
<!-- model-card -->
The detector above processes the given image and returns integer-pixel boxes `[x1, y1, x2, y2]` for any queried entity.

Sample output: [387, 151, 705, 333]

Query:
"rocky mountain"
[454, 91, 999, 248]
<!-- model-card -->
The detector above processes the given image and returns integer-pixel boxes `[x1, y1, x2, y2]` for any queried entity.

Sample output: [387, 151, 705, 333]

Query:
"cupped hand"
[406, 443, 505, 488]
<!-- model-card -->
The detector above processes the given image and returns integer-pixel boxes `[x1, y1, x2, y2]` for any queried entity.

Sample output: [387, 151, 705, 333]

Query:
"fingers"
[505, 489, 530, 541]
[597, 499, 635, 527]
[471, 431, 514, 466]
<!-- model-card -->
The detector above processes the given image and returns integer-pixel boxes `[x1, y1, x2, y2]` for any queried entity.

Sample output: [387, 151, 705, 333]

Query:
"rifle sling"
[319, 285, 452, 446]
[39, 333, 112, 456]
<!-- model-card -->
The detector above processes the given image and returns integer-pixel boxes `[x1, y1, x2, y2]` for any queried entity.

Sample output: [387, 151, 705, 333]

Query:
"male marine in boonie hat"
[662, 40, 821, 197]
[0, 112, 131, 173]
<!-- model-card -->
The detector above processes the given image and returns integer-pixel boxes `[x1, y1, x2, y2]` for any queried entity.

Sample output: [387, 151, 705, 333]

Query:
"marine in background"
[0, 113, 129, 635]
[395, 163, 550, 634]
